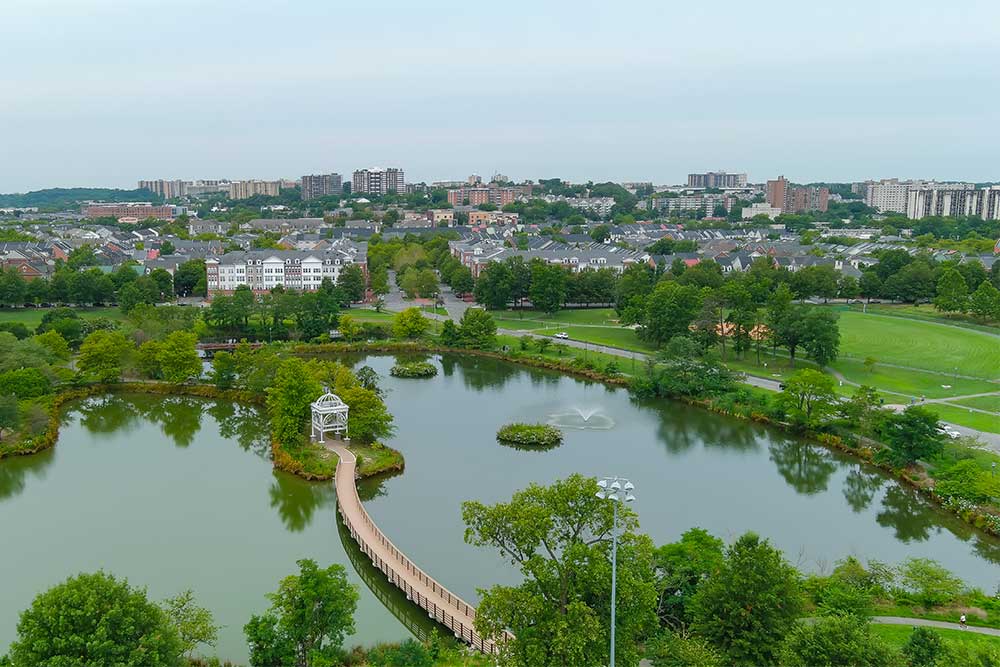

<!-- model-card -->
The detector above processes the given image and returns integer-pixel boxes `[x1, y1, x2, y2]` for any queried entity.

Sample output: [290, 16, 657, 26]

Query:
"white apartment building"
[205, 241, 367, 296]
[741, 202, 782, 220]
[565, 196, 616, 217]
[904, 183, 990, 219]
[352, 168, 405, 195]
[864, 179, 917, 214]
[652, 194, 734, 216]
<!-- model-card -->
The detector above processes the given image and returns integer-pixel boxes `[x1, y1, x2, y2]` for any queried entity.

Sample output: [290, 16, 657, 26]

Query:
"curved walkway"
[871, 616, 1000, 637]
[325, 439, 507, 655]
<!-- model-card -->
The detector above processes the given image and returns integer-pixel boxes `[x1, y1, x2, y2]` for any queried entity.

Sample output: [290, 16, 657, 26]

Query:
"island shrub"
[390, 361, 438, 378]
[496, 422, 563, 448]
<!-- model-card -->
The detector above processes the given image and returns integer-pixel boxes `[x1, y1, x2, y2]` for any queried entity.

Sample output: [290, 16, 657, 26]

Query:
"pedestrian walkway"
[325, 439, 509, 655]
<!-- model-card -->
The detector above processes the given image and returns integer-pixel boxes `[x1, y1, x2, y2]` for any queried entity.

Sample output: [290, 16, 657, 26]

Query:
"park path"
[324, 439, 506, 655]
[870, 616, 1000, 637]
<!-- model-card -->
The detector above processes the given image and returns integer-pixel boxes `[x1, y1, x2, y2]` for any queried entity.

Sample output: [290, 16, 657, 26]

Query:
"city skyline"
[3, 0, 1000, 192]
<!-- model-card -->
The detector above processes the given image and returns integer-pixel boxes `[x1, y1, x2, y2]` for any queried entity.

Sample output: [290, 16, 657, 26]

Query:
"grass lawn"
[836, 311, 1000, 380]
[347, 309, 396, 323]
[533, 325, 655, 353]
[926, 404, 1000, 433]
[869, 623, 1000, 651]
[830, 358, 1000, 400]
[0, 306, 125, 328]
[496, 334, 642, 376]
[843, 302, 1000, 334]
[494, 308, 620, 325]
[952, 394, 1000, 413]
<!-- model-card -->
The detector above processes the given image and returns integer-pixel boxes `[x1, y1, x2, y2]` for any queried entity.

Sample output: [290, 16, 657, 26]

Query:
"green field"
[0, 306, 125, 329]
[952, 394, 1000, 413]
[494, 308, 620, 325]
[837, 311, 1000, 380]
[926, 404, 1000, 433]
[844, 302, 1000, 334]
[533, 325, 654, 353]
[869, 623, 1000, 652]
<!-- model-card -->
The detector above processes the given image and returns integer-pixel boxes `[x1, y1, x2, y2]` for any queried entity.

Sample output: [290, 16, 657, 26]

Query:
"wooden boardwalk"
[325, 440, 507, 655]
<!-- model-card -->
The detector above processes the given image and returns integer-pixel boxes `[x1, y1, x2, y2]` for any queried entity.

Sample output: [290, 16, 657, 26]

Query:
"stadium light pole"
[596, 476, 636, 667]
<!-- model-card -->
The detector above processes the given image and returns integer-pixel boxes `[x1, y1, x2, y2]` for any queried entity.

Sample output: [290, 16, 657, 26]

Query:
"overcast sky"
[2, 0, 999, 192]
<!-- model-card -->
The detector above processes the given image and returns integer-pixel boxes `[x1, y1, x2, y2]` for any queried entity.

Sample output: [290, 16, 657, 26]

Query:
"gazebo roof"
[311, 391, 348, 412]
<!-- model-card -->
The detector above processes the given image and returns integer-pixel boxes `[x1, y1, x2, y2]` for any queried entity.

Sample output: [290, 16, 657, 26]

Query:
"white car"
[554, 332, 569, 340]
[937, 427, 961, 440]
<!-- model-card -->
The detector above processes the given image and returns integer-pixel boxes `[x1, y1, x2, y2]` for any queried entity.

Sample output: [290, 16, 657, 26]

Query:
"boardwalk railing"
[333, 448, 511, 655]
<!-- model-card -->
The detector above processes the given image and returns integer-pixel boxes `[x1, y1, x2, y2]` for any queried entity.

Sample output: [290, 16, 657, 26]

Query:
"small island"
[496, 423, 563, 448]
[390, 361, 438, 378]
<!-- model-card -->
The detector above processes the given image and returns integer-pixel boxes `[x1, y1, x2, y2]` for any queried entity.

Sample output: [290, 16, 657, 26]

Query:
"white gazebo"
[311, 389, 349, 442]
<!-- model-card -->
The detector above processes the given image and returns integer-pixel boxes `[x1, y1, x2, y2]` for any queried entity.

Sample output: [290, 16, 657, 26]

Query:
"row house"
[205, 240, 367, 296]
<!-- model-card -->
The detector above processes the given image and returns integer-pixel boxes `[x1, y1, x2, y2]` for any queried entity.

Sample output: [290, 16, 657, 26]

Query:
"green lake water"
[1, 354, 997, 662]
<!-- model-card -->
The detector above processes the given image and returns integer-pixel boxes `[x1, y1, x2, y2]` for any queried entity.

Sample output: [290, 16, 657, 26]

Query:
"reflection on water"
[769, 439, 838, 495]
[0, 448, 54, 502]
[269, 470, 337, 532]
[843, 468, 885, 513]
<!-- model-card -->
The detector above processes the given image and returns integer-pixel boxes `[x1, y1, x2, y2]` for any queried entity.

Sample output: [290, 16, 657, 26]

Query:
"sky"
[2, 0, 999, 192]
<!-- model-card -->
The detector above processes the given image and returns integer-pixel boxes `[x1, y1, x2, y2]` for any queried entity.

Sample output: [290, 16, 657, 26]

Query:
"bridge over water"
[325, 440, 508, 655]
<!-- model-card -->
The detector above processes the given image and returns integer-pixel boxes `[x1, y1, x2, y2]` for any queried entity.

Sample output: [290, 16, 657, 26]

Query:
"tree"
[902, 627, 944, 667]
[337, 265, 366, 303]
[897, 558, 964, 608]
[210, 351, 237, 389]
[440, 319, 460, 346]
[462, 474, 657, 667]
[162, 589, 220, 660]
[370, 265, 390, 297]
[779, 369, 838, 428]
[691, 532, 803, 666]
[338, 385, 394, 443]
[933, 268, 969, 313]
[244, 559, 359, 667]
[78, 329, 132, 382]
[876, 406, 944, 467]
[646, 630, 722, 667]
[653, 528, 724, 630]
[590, 224, 612, 242]
[392, 307, 430, 339]
[779, 616, 896, 667]
[800, 308, 840, 366]
[6, 571, 184, 667]
[0, 394, 19, 439]
[173, 259, 207, 297]
[156, 330, 201, 383]
[32, 330, 71, 360]
[450, 265, 474, 296]
[457, 308, 497, 349]
[336, 313, 363, 341]
[968, 280, 1000, 321]
[528, 261, 568, 314]
[642, 281, 702, 346]
[266, 358, 323, 448]
[160, 240, 176, 255]
[473, 261, 513, 310]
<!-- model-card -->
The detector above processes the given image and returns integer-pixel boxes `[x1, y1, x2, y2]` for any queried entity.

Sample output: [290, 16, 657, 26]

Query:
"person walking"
[960, 613, 967, 629]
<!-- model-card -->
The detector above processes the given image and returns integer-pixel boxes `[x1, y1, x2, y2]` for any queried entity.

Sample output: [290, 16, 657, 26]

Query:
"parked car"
[554, 332, 569, 339]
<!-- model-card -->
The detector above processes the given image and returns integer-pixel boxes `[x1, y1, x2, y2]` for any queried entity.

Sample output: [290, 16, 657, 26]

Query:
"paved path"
[325, 439, 505, 655]
[871, 616, 1000, 637]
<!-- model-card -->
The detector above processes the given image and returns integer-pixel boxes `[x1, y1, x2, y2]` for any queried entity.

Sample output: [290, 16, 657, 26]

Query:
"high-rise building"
[138, 179, 187, 199]
[85, 203, 184, 220]
[864, 179, 918, 214]
[766, 176, 828, 213]
[904, 183, 993, 219]
[301, 173, 343, 200]
[229, 180, 281, 200]
[352, 168, 405, 195]
[446, 184, 531, 207]
[687, 171, 748, 189]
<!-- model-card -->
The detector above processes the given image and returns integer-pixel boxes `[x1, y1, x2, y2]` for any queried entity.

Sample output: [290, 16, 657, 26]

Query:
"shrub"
[496, 422, 563, 448]
[365, 639, 433, 667]
[897, 558, 965, 608]
[389, 361, 438, 378]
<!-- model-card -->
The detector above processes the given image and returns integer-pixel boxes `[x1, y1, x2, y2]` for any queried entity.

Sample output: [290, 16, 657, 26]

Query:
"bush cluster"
[389, 361, 438, 378]
[496, 422, 563, 447]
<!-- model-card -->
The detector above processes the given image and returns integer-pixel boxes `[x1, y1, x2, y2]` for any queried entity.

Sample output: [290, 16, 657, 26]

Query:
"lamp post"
[596, 476, 636, 667]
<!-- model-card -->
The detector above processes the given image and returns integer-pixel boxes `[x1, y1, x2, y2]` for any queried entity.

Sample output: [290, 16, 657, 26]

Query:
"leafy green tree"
[156, 330, 201, 383]
[173, 259, 207, 297]
[691, 532, 803, 666]
[875, 406, 944, 467]
[0, 394, 20, 439]
[800, 308, 840, 366]
[392, 307, 430, 339]
[370, 265, 390, 296]
[528, 261, 568, 314]
[902, 627, 944, 667]
[266, 358, 323, 448]
[78, 329, 132, 382]
[0, 368, 51, 399]
[473, 261, 513, 310]
[338, 385, 394, 443]
[779, 369, 838, 428]
[440, 319, 460, 346]
[589, 224, 612, 242]
[32, 330, 71, 360]
[653, 528, 724, 630]
[336, 313, 363, 341]
[968, 280, 1000, 321]
[366, 639, 433, 667]
[642, 281, 702, 345]
[244, 559, 359, 667]
[646, 630, 722, 667]
[336, 264, 367, 303]
[462, 474, 657, 667]
[779, 616, 896, 667]
[210, 351, 237, 389]
[457, 308, 497, 349]
[6, 571, 184, 667]
[933, 268, 969, 313]
[934, 459, 1000, 503]
[449, 265, 474, 295]
[162, 589, 220, 660]
[897, 558, 964, 608]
